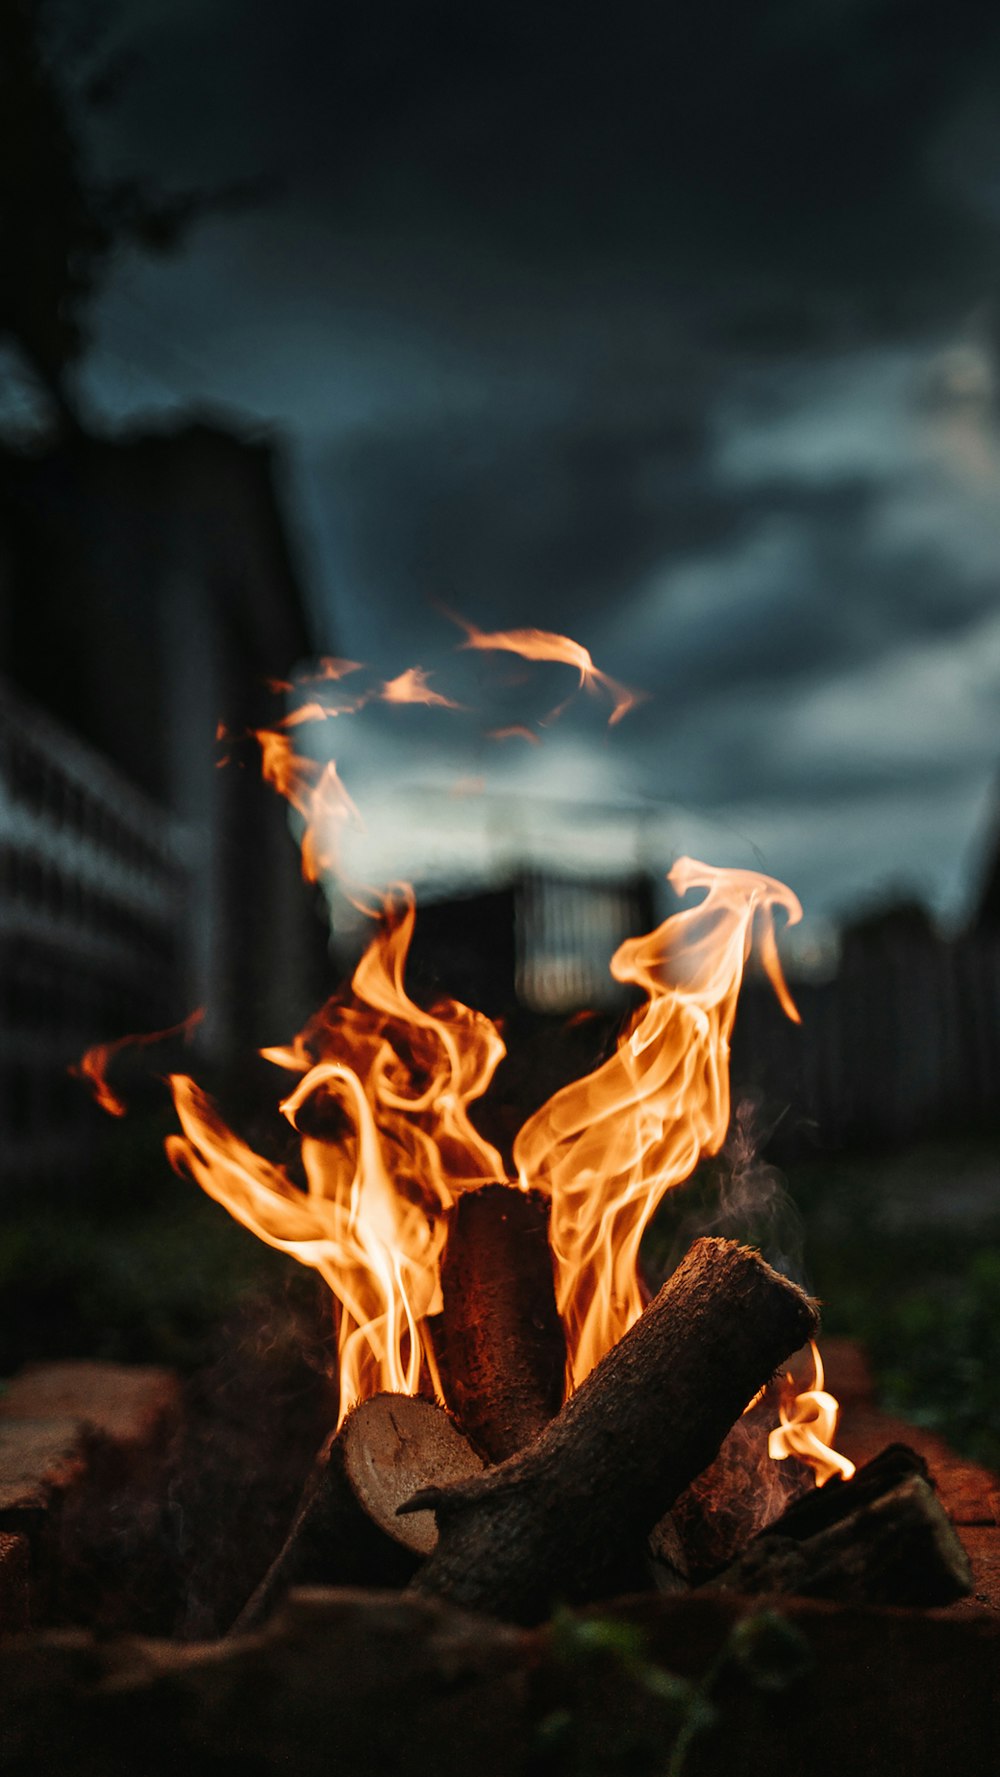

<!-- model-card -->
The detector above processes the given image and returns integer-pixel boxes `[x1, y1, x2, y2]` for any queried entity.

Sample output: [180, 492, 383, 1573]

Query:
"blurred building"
[405, 867, 656, 1016]
[0, 420, 331, 1195]
[732, 892, 1000, 1157]
[0, 673, 186, 1187]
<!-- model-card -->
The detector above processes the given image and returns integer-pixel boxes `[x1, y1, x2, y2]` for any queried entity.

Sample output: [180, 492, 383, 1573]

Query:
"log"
[709, 1445, 973, 1606]
[667, 1388, 801, 1580]
[231, 1394, 482, 1631]
[758, 1441, 929, 1543]
[400, 1237, 819, 1624]
[437, 1183, 566, 1461]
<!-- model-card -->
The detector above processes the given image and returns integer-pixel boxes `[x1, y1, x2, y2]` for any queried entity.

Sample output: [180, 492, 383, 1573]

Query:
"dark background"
[6, 0, 1000, 922]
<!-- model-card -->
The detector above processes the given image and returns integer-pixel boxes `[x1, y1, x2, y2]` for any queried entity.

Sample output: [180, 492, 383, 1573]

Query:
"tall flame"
[514, 857, 803, 1386]
[165, 888, 505, 1418]
[76, 637, 854, 1500]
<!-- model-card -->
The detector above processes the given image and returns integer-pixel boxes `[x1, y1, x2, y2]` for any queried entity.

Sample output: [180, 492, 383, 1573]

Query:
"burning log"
[436, 1183, 566, 1461]
[708, 1443, 974, 1607]
[231, 1394, 482, 1632]
[400, 1237, 819, 1624]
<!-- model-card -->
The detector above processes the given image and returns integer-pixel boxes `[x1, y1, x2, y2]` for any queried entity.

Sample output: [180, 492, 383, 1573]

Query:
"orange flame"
[306, 656, 365, 683]
[165, 888, 506, 1418]
[380, 667, 462, 710]
[769, 1340, 857, 1486]
[514, 858, 802, 1387]
[254, 728, 363, 885]
[81, 632, 855, 1501]
[486, 724, 541, 745]
[450, 613, 643, 725]
[72, 1008, 204, 1117]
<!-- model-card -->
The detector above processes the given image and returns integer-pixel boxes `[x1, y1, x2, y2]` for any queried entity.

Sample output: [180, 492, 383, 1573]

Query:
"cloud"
[73, 0, 1000, 927]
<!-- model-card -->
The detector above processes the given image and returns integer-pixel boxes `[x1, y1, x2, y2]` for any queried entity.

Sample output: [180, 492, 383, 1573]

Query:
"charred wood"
[709, 1445, 973, 1607]
[756, 1441, 927, 1542]
[401, 1237, 819, 1624]
[231, 1393, 482, 1632]
[667, 1387, 803, 1581]
[437, 1183, 565, 1461]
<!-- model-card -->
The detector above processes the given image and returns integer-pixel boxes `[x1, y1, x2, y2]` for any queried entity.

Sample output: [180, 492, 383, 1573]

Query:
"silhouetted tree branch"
[0, 0, 262, 437]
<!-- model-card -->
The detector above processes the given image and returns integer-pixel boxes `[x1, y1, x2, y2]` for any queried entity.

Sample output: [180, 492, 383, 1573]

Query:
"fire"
[254, 729, 363, 885]
[486, 725, 541, 745]
[449, 613, 643, 725]
[380, 666, 462, 709]
[76, 631, 853, 1495]
[165, 887, 506, 1416]
[72, 1008, 204, 1117]
[513, 857, 803, 1387]
[770, 1340, 857, 1486]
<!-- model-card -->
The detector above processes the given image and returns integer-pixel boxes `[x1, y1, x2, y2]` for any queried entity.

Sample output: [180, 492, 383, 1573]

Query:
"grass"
[645, 1133, 1000, 1473]
[0, 1110, 304, 1375]
[784, 1141, 1000, 1471]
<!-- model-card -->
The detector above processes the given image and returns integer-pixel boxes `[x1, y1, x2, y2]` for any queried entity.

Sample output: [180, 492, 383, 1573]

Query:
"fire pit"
[4, 632, 998, 1775]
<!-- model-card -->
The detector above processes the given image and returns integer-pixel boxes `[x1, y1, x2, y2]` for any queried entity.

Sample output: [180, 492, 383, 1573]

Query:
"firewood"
[437, 1183, 566, 1461]
[667, 1388, 800, 1581]
[757, 1441, 929, 1543]
[400, 1237, 819, 1624]
[231, 1394, 482, 1632]
[709, 1445, 973, 1607]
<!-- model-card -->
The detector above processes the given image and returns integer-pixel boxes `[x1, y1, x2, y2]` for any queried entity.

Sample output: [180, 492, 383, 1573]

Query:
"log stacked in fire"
[233, 1225, 972, 1629]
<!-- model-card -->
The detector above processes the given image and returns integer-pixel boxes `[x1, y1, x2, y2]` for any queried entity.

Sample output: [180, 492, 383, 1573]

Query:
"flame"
[449, 613, 642, 725]
[513, 858, 803, 1387]
[769, 1340, 857, 1486]
[380, 667, 462, 710]
[72, 1008, 204, 1117]
[165, 887, 505, 1418]
[80, 631, 856, 1505]
[486, 724, 541, 745]
[306, 657, 364, 683]
[254, 728, 363, 885]
[278, 699, 352, 729]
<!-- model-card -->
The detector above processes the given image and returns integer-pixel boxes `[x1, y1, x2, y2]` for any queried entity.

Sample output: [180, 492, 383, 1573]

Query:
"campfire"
[75, 626, 973, 1631]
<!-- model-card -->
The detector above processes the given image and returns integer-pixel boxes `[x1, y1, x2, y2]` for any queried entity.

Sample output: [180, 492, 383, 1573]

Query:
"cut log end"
[340, 1394, 482, 1557]
[231, 1393, 482, 1632]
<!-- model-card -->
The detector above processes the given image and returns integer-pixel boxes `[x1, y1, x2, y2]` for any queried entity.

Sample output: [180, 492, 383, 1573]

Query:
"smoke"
[654, 1093, 805, 1291]
[648, 1096, 813, 1571]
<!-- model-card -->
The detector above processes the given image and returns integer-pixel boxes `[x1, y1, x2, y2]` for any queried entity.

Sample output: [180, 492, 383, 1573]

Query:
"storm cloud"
[68, 0, 1000, 921]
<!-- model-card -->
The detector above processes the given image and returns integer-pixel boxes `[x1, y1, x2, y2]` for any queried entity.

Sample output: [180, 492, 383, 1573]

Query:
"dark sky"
[56, 0, 1000, 933]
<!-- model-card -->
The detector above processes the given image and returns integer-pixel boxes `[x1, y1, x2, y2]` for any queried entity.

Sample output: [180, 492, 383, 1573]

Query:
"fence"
[732, 922, 1000, 1156]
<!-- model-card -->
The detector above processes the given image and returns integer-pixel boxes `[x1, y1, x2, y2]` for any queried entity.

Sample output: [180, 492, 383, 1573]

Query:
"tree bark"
[231, 1394, 482, 1632]
[402, 1237, 819, 1624]
[437, 1183, 565, 1461]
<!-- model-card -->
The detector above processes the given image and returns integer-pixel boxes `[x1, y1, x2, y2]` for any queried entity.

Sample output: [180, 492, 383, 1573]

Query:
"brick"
[0, 1532, 30, 1633]
[0, 1364, 181, 1628]
[1, 1588, 999, 1777]
[816, 1335, 874, 1409]
[0, 1364, 180, 1458]
[0, 1419, 88, 1532]
[838, 1404, 1000, 1525]
[958, 1527, 1000, 1613]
